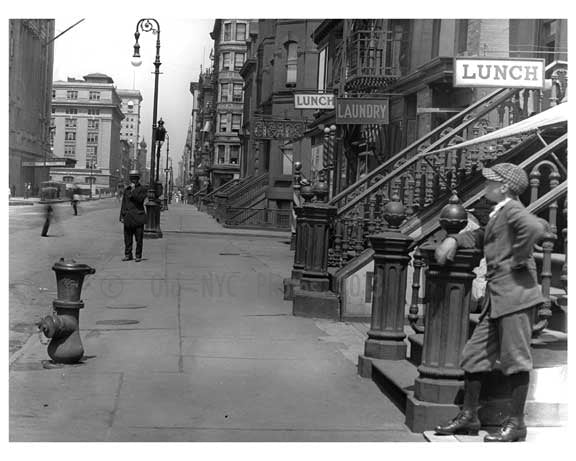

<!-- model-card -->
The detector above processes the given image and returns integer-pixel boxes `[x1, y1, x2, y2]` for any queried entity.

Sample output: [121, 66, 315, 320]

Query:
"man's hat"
[128, 169, 140, 177]
[482, 163, 528, 195]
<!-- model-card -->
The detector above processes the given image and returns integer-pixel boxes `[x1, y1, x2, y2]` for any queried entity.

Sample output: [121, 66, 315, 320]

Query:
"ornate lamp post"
[132, 18, 163, 238]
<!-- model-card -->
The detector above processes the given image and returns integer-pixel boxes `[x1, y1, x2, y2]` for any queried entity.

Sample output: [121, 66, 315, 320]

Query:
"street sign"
[453, 57, 545, 89]
[294, 93, 334, 109]
[335, 98, 389, 125]
[252, 117, 307, 140]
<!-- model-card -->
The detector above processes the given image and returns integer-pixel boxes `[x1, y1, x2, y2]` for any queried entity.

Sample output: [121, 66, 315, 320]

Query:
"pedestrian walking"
[119, 170, 148, 262]
[434, 163, 548, 442]
[71, 188, 80, 216]
[41, 202, 55, 237]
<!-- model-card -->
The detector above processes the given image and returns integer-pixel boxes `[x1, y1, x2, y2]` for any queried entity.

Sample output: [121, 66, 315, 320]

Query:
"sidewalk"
[9, 204, 424, 442]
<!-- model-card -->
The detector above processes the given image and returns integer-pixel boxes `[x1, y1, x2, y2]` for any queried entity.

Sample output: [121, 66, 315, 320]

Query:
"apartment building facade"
[209, 19, 251, 188]
[117, 89, 143, 176]
[9, 19, 56, 196]
[50, 73, 124, 190]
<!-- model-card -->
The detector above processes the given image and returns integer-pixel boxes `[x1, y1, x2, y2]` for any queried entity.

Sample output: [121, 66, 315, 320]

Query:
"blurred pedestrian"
[71, 188, 80, 216]
[41, 203, 54, 237]
[119, 170, 147, 262]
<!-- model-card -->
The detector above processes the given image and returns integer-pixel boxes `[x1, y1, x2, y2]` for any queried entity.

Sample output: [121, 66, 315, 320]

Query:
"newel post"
[405, 193, 483, 432]
[292, 198, 339, 319]
[358, 195, 413, 377]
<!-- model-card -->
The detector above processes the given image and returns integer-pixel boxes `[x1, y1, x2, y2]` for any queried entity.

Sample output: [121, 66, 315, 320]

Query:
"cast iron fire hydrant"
[37, 258, 96, 364]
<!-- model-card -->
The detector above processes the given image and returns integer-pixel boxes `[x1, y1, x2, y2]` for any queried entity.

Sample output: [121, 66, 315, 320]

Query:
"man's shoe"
[434, 410, 481, 436]
[122, 256, 133, 261]
[134, 257, 142, 262]
[484, 418, 527, 442]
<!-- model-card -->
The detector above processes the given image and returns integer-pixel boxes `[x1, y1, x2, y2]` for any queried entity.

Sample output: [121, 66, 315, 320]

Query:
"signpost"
[252, 117, 307, 141]
[453, 57, 545, 89]
[294, 93, 335, 110]
[335, 98, 389, 124]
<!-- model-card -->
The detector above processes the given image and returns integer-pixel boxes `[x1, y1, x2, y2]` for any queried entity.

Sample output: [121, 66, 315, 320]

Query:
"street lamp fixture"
[131, 18, 163, 238]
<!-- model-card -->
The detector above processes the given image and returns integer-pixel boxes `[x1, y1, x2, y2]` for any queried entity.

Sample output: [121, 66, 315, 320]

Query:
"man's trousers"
[124, 225, 144, 259]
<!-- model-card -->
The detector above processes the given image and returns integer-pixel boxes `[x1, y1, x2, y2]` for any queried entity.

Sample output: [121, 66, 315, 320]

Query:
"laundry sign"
[335, 98, 389, 124]
[454, 57, 545, 89]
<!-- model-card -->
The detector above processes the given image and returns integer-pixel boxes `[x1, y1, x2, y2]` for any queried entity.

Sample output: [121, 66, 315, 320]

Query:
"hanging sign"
[454, 57, 545, 89]
[335, 98, 389, 124]
[252, 118, 307, 140]
[294, 93, 335, 109]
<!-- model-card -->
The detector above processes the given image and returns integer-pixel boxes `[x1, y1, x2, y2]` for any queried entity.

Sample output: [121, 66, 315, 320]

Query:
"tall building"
[117, 89, 143, 172]
[50, 73, 124, 191]
[9, 19, 56, 196]
[209, 19, 251, 188]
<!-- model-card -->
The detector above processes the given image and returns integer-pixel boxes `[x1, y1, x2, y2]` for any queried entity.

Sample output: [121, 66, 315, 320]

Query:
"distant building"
[9, 19, 56, 196]
[50, 73, 124, 191]
[117, 89, 143, 176]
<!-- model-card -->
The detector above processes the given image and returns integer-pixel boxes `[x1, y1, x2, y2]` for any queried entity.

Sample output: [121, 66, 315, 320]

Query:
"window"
[220, 83, 229, 102]
[317, 47, 327, 91]
[88, 108, 100, 116]
[88, 119, 99, 129]
[63, 176, 74, 183]
[65, 131, 76, 141]
[232, 83, 243, 102]
[232, 114, 242, 132]
[282, 144, 293, 175]
[217, 145, 226, 164]
[85, 176, 96, 184]
[52, 107, 56, 114]
[234, 53, 245, 70]
[219, 113, 228, 133]
[65, 108, 78, 114]
[86, 146, 97, 167]
[286, 42, 298, 87]
[65, 118, 77, 128]
[431, 19, 441, 58]
[64, 145, 75, 158]
[223, 23, 232, 41]
[221, 52, 231, 71]
[89, 91, 100, 100]
[236, 23, 246, 41]
[66, 90, 78, 99]
[87, 132, 98, 144]
[52, 90, 56, 98]
[229, 145, 240, 164]
[457, 19, 468, 54]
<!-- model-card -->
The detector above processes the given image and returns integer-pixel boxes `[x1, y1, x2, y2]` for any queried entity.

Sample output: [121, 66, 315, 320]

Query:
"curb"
[163, 229, 292, 240]
[9, 201, 35, 206]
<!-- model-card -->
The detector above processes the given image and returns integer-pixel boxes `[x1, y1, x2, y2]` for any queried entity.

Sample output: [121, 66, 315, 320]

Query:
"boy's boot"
[485, 371, 529, 442]
[434, 372, 483, 435]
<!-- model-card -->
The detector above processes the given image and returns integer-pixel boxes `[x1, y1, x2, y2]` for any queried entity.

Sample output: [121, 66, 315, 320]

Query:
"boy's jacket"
[454, 199, 546, 318]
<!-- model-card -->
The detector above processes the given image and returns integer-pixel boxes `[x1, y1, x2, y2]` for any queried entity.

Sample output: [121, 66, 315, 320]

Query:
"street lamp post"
[89, 161, 96, 200]
[132, 18, 163, 238]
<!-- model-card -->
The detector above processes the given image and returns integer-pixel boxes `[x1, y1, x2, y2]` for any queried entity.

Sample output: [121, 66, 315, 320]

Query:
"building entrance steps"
[9, 203, 424, 442]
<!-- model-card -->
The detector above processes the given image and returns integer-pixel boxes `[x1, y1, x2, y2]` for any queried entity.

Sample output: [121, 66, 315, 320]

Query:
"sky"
[52, 16, 215, 178]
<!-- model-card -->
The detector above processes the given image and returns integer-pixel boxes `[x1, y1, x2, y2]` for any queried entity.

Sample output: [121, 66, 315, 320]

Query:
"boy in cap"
[434, 162, 547, 442]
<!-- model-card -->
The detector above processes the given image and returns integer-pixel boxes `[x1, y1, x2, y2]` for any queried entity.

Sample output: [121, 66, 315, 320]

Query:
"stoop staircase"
[306, 61, 568, 432]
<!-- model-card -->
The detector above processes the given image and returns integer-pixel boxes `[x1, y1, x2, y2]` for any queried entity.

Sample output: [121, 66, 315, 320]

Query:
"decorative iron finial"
[439, 191, 468, 236]
[300, 180, 315, 203]
[382, 194, 406, 230]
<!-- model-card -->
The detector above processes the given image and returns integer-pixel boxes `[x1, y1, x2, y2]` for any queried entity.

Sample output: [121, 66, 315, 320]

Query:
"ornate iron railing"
[225, 207, 291, 230]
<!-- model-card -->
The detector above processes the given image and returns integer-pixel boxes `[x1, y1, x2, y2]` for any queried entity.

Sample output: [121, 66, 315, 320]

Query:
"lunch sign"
[454, 57, 545, 89]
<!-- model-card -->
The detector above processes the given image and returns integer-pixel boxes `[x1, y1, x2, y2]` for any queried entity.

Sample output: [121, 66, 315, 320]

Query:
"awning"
[427, 102, 568, 155]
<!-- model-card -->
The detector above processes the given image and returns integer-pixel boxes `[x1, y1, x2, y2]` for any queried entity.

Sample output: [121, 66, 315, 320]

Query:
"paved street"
[9, 203, 425, 442]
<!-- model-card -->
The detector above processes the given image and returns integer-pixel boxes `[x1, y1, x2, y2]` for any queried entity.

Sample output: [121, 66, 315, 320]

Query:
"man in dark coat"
[120, 170, 148, 262]
[434, 163, 547, 442]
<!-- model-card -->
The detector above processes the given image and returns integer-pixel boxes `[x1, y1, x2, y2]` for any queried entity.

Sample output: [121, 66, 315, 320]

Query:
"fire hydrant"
[37, 258, 95, 364]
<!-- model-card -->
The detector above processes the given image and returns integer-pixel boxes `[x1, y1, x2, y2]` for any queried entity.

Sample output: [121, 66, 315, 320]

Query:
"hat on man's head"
[482, 163, 528, 195]
[128, 169, 140, 177]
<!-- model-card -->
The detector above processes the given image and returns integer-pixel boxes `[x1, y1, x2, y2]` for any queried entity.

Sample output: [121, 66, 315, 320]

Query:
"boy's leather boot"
[484, 372, 529, 442]
[434, 372, 483, 435]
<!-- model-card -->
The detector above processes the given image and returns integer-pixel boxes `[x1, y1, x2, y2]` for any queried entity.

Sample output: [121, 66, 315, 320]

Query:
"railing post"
[292, 200, 339, 319]
[358, 195, 413, 377]
[405, 194, 483, 432]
